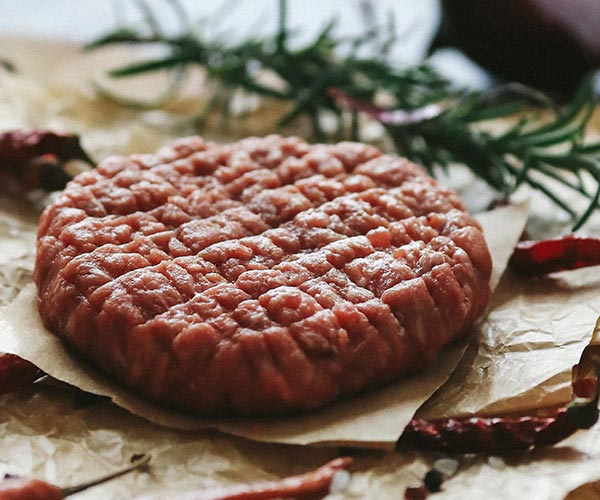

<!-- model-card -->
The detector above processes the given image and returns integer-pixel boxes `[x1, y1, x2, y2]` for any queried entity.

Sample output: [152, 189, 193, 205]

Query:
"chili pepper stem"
[61, 453, 150, 496]
[566, 356, 600, 430]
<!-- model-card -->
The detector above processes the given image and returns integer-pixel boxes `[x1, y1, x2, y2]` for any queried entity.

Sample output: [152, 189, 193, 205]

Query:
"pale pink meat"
[35, 135, 492, 415]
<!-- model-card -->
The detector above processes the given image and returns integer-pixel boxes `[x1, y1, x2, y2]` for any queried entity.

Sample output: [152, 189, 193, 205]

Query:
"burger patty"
[35, 135, 492, 415]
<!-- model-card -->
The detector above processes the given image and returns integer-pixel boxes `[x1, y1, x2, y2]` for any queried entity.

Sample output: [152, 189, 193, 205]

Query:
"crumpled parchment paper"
[1, 36, 600, 500]
[420, 265, 600, 420]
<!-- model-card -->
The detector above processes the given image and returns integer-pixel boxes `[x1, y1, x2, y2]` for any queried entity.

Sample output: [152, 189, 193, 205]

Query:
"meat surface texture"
[35, 135, 492, 415]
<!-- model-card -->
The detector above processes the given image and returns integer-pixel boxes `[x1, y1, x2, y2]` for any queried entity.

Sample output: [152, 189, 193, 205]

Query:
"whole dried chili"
[509, 235, 600, 275]
[0, 353, 43, 395]
[0, 130, 93, 193]
[397, 360, 600, 454]
[397, 404, 596, 454]
[131, 457, 353, 500]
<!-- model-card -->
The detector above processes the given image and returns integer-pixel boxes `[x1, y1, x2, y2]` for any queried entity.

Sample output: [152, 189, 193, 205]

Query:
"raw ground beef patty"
[35, 135, 492, 416]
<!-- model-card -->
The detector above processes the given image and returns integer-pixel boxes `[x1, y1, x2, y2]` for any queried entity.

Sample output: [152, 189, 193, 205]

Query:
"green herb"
[87, 0, 600, 229]
[0, 59, 16, 73]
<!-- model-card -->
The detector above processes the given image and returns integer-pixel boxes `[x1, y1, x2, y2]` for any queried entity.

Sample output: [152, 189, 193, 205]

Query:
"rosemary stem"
[276, 0, 288, 53]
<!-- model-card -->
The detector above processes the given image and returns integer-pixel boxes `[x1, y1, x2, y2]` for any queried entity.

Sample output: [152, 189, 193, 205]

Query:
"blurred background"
[0, 0, 598, 95]
[0, 1, 439, 61]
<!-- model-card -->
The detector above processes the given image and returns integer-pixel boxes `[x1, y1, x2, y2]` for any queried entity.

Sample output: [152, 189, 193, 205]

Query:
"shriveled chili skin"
[0, 354, 43, 395]
[0, 478, 63, 500]
[0, 130, 92, 192]
[398, 408, 587, 454]
[509, 236, 600, 275]
[0, 130, 89, 165]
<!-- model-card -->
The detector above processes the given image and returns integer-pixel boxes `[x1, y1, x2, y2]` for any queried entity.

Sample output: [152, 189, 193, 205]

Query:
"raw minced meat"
[35, 135, 492, 415]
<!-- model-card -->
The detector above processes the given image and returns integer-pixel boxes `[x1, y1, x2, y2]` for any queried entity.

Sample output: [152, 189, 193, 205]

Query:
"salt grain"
[433, 458, 459, 478]
[329, 469, 352, 494]
[487, 456, 506, 470]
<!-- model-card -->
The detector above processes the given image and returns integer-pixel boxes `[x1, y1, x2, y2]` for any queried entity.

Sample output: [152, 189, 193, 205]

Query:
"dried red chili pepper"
[0, 130, 93, 193]
[397, 366, 599, 454]
[0, 353, 44, 395]
[509, 235, 600, 275]
[132, 457, 352, 500]
[0, 454, 149, 500]
[398, 405, 594, 454]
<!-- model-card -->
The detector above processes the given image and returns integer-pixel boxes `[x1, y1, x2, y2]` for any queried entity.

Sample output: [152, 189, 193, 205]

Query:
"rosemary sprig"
[87, 0, 600, 229]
